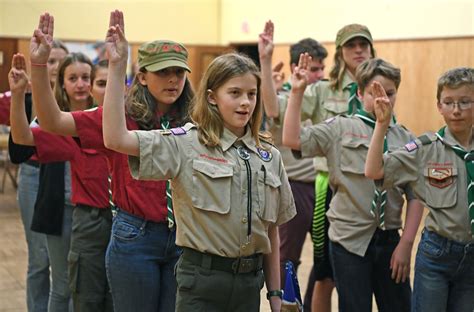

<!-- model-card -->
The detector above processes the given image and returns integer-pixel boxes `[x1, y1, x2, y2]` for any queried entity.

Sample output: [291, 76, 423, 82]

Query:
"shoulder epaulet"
[398, 124, 409, 131]
[417, 133, 437, 145]
[259, 137, 275, 148]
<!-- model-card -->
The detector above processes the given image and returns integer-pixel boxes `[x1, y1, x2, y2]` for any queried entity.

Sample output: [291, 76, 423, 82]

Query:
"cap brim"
[145, 60, 191, 73]
[340, 34, 373, 47]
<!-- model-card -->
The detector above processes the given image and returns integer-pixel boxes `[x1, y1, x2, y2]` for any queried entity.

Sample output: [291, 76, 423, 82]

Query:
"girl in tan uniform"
[283, 56, 424, 312]
[101, 13, 296, 312]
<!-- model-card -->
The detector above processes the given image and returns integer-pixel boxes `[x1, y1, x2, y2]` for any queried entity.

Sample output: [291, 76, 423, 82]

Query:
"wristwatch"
[266, 289, 284, 300]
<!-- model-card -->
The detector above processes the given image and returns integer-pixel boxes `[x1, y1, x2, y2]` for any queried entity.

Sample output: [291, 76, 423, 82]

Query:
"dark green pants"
[68, 205, 113, 312]
[175, 250, 265, 312]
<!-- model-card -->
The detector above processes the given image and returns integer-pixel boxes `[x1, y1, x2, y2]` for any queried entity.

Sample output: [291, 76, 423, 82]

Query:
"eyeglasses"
[440, 100, 472, 111]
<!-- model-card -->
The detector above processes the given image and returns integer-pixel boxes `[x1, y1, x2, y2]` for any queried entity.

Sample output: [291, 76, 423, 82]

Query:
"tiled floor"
[0, 164, 423, 311]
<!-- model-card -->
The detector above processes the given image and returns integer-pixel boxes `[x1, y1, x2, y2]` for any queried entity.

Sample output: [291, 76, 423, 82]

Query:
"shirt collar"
[342, 71, 355, 91]
[443, 126, 474, 149]
[220, 126, 257, 154]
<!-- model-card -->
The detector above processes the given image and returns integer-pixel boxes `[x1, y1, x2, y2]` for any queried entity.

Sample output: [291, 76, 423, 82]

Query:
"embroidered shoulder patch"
[404, 140, 418, 152]
[325, 117, 336, 124]
[170, 127, 187, 135]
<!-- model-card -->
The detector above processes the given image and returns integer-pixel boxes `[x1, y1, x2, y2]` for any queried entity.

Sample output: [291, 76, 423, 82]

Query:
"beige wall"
[0, 0, 220, 44]
[1, 0, 473, 44]
[220, 0, 474, 44]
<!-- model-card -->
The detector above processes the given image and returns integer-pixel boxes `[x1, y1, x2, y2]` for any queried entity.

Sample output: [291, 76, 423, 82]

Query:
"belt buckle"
[232, 258, 254, 274]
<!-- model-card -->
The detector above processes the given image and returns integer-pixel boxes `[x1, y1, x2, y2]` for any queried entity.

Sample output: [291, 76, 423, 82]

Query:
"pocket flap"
[265, 171, 282, 188]
[323, 99, 348, 114]
[193, 159, 233, 179]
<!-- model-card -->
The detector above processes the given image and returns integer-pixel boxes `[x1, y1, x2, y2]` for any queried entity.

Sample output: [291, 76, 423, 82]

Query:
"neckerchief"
[161, 115, 175, 230]
[354, 109, 394, 228]
[436, 126, 474, 235]
[347, 82, 362, 115]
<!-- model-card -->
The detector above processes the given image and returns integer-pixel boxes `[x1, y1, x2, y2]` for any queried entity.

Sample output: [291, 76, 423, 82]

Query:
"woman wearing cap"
[28, 11, 193, 312]
[260, 22, 375, 312]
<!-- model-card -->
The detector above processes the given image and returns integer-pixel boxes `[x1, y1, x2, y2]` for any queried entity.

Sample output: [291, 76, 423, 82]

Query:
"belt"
[182, 247, 263, 274]
[25, 159, 40, 168]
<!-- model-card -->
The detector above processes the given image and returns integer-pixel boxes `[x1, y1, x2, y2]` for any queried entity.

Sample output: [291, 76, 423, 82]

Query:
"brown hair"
[53, 52, 94, 111]
[190, 53, 270, 147]
[355, 58, 401, 93]
[436, 67, 474, 101]
[329, 40, 376, 91]
[125, 70, 193, 130]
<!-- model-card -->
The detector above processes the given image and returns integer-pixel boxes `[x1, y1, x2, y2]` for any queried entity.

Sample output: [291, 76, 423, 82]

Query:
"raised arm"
[9, 54, 35, 146]
[102, 10, 139, 156]
[258, 20, 280, 119]
[30, 13, 77, 136]
[281, 53, 310, 150]
[365, 81, 392, 179]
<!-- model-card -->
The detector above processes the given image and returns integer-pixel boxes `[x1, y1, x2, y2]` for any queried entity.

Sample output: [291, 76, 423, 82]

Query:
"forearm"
[102, 61, 139, 156]
[260, 56, 279, 118]
[264, 224, 281, 311]
[10, 91, 34, 146]
[365, 122, 389, 179]
[30, 67, 77, 136]
[281, 89, 303, 150]
[401, 199, 424, 244]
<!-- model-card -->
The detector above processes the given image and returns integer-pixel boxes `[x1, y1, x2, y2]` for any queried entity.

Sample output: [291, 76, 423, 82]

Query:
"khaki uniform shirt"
[275, 72, 355, 174]
[297, 115, 416, 256]
[383, 128, 474, 242]
[128, 123, 296, 258]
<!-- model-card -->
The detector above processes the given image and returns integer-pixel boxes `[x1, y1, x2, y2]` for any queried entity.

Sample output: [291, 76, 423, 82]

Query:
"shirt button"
[242, 217, 247, 223]
[241, 189, 246, 194]
[241, 244, 247, 250]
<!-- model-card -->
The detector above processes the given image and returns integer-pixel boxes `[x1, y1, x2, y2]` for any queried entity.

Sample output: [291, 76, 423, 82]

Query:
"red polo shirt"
[32, 127, 109, 209]
[0, 92, 11, 125]
[71, 107, 167, 222]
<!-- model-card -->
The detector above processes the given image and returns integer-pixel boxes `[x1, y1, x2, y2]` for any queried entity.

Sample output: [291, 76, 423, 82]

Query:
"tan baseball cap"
[138, 40, 191, 72]
[335, 24, 373, 47]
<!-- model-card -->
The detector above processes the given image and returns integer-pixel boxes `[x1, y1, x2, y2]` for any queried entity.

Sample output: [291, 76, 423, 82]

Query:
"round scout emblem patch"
[257, 148, 272, 162]
[237, 146, 250, 160]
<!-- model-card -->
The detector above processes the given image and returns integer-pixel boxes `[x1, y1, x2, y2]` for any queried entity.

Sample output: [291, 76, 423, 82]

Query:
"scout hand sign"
[372, 81, 392, 125]
[291, 52, 311, 91]
[8, 54, 30, 93]
[105, 10, 128, 65]
[30, 13, 54, 65]
[272, 61, 285, 91]
[258, 20, 274, 60]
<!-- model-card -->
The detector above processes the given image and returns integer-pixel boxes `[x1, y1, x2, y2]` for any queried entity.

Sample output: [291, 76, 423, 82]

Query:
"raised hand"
[372, 81, 392, 125]
[30, 13, 54, 64]
[258, 20, 274, 60]
[105, 10, 128, 64]
[272, 61, 285, 91]
[291, 52, 311, 91]
[8, 53, 30, 93]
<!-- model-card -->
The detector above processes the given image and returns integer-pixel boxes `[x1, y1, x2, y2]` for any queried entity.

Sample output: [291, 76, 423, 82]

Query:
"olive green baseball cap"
[138, 40, 191, 72]
[335, 24, 373, 47]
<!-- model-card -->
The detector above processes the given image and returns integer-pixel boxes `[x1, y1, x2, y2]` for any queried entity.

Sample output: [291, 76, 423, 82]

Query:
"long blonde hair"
[190, 53, 270, 147]
[329, 43, 376, 91]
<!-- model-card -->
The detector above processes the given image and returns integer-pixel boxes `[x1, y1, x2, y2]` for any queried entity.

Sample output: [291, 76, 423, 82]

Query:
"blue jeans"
[329, 229, 411, 312]
[17, 163, 50, 312]
[413, 229, 474, 312]
[46, 203, 73, 312]
[106, 209, 181, 312]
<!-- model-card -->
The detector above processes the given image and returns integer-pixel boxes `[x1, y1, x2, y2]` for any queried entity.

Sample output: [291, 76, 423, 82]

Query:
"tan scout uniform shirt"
[297, 115, 416, 256]
[383, 128, 474, 243]
[128, 123, 296, 258]
[276, 72, 355, 174]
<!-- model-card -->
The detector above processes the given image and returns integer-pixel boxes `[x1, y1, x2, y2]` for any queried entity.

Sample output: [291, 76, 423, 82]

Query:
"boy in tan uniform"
[366, 67, 474, 312]
[260, 21, 375, 312]
[258, 21, 328, 311]
[282, 56, 424, 312]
